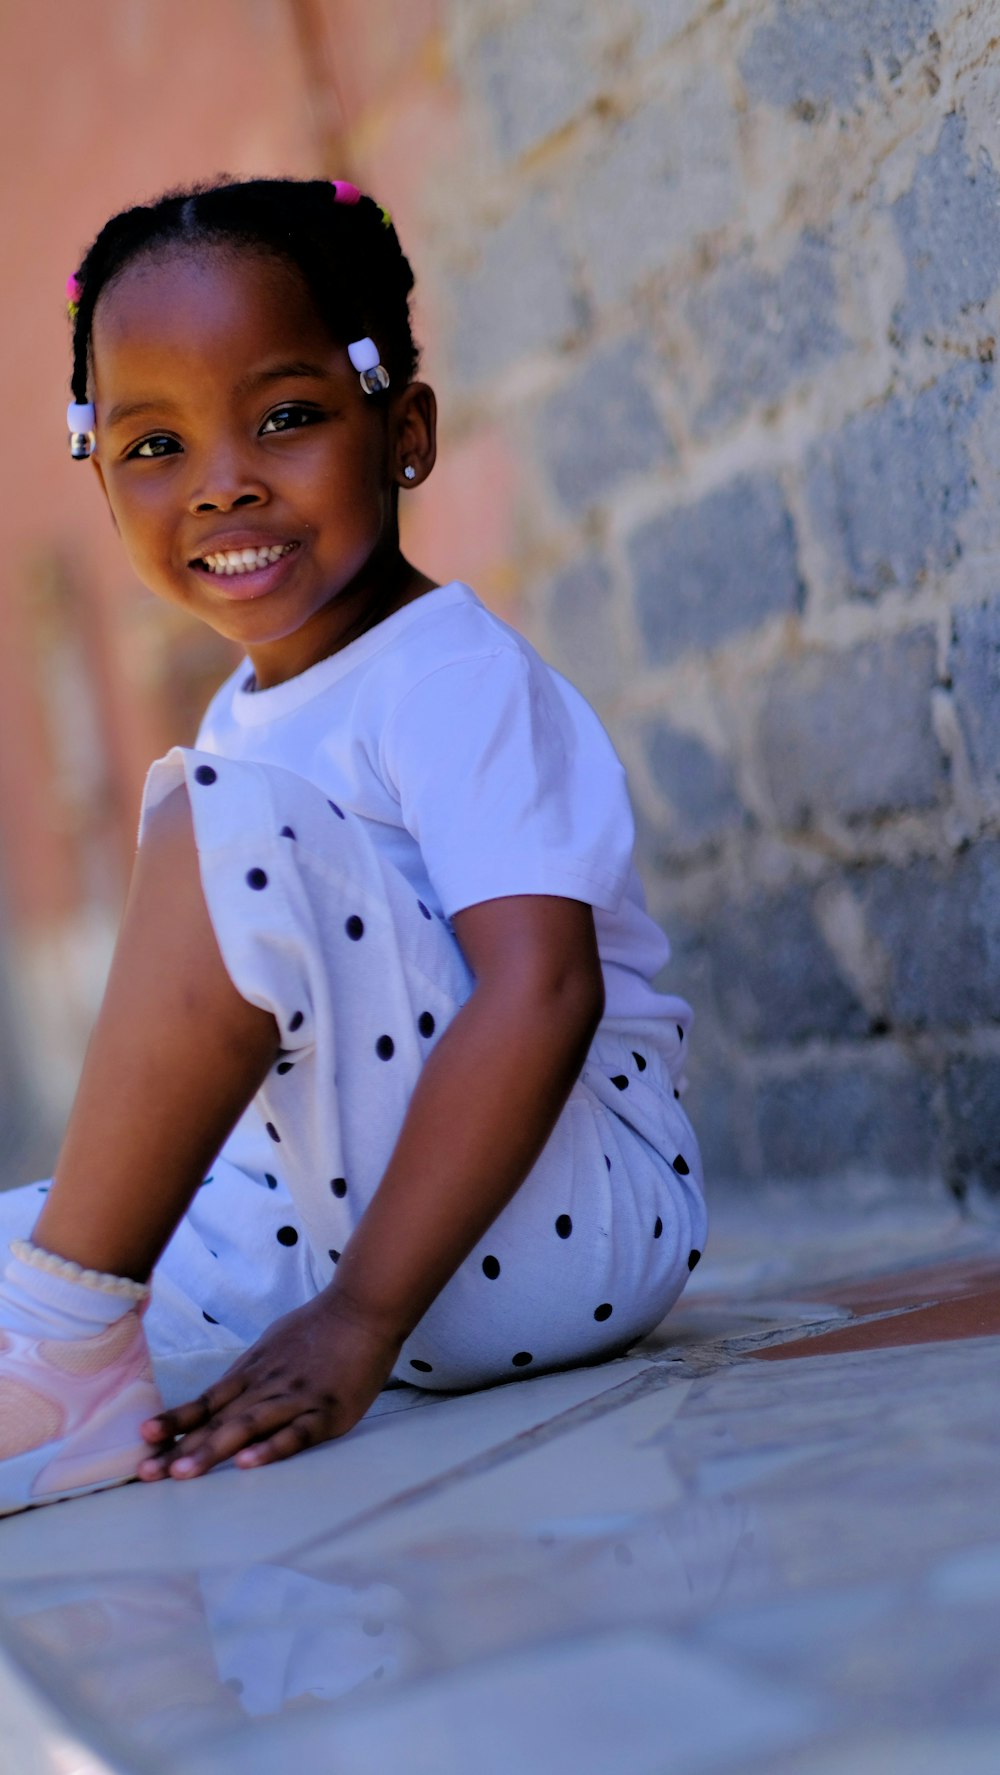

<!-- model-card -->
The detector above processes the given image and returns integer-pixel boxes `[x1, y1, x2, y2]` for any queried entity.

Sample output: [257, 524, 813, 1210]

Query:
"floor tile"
[309, 1374, 694, 1566]
[181, 1629, 823, 1775]
[0, 1357, 652, 1583]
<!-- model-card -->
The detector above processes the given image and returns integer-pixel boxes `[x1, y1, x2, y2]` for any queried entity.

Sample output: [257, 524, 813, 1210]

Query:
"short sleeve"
[379, 647, 635, 916]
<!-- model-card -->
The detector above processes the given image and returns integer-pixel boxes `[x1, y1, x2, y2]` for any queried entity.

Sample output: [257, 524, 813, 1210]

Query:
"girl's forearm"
[326, 975, 603, 1343]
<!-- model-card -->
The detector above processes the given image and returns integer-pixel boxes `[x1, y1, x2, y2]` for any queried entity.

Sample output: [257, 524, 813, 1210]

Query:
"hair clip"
[330, 180, 361, 205]
[67, 400, 96, 459]
[348, 336, 390, 394]
[66, 272, 82, 321]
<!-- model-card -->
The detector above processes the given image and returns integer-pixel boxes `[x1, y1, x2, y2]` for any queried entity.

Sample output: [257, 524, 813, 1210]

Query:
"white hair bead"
[347, 337, 379, 373]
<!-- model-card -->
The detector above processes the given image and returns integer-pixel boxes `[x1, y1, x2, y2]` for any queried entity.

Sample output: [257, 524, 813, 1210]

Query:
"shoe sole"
[0, 1469, 141, 1519]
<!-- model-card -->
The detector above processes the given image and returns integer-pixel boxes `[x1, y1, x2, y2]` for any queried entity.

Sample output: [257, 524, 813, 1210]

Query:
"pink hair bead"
[65, 273, 83, 304]
[330, 181, 361, 205]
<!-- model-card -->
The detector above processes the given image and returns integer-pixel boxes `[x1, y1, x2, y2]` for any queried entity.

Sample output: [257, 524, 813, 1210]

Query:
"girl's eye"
[128, 435, 180, 460]
[260, 404, 322, 435]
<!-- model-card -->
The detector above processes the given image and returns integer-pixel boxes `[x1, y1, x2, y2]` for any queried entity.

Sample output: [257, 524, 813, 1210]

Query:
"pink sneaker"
[0, 1309, 164, 1516]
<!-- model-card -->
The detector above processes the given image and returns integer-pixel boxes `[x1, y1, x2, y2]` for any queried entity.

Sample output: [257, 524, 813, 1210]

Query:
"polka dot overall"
[4, 747, 707, 1393]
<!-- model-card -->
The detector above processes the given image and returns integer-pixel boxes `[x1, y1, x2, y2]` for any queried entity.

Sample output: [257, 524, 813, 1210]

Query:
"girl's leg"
[0, 787, 281, 1513]
[33, 787, 279, 1280]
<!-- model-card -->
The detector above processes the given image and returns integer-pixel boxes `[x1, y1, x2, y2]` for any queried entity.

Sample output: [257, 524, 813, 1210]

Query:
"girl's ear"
[393, 382, 437, 489]
[89, 455, 119, 532]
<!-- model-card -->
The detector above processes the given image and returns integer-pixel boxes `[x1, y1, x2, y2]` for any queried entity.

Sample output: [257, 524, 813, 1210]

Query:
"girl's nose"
[189, 461, 269, 515]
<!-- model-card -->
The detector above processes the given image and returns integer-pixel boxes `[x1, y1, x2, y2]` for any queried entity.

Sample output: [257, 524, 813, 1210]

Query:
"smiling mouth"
[194, 542, 299, 576]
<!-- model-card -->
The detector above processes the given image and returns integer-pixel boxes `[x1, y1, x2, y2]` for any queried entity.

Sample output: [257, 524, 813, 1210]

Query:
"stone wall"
[406, 0, 1000, 1202]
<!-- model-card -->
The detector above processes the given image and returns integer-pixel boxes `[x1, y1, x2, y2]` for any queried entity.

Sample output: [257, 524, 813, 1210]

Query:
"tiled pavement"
[3, 1198, 1000, 1775]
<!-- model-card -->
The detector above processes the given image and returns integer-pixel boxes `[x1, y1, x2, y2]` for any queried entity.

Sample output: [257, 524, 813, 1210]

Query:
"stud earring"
[403, 464, 417, 481]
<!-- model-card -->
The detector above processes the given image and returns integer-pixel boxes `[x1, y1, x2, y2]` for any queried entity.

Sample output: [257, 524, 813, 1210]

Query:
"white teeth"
[200, 544, 295, 575]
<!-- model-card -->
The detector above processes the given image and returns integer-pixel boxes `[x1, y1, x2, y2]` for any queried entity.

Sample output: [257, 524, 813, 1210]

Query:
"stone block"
[570, 80, 740, 307]
[690, 233, 845, 431]
[944, 1055, 1000, 1197]
[539, 339, 675, 516]
[861, 841, 1000, 1029]
[630, 473, 803, 662]
[546, 555, 622, 705]
[642, 719, 745, 855]
[893, 115, 1000, 339]
[804, 364, 988, 600]
[450, 200, 581, 385]
[759, 629, 945, 826]
[950, 598, 1000, 798]
[473, 1, 613, 162]
[755, 1057, 938, 1183]
[706, 884, 869, 1046]
[740, 0, 936, 114]
[684, 1068, 752, 1185]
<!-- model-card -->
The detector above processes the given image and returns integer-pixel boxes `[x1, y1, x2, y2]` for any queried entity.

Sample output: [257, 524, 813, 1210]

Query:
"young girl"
[0, 177, 706, 1514]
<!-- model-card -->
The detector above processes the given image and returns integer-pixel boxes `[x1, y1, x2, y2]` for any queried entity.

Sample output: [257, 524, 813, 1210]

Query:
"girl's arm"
[331, 893, 605, 1340]
[141, 895, 605, 1477]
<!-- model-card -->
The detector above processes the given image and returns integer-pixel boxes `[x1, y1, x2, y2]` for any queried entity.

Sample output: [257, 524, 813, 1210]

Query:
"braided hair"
[67, 177, 419, 404]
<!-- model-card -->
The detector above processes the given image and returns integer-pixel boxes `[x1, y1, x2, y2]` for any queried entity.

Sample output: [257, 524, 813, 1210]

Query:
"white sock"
[0, 1241, 147, 1340]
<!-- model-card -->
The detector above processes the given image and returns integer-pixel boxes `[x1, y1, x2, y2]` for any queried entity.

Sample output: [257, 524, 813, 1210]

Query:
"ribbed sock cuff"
[1, 1241, 147, 1338]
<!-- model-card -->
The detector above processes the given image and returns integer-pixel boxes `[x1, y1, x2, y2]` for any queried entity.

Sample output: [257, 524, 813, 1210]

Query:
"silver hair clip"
[348, 337, 389, 394]
[67, 400, 96, 460]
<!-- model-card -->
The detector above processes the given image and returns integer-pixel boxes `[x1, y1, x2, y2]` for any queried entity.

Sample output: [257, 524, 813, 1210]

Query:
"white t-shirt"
[196, 581, 691, 1029]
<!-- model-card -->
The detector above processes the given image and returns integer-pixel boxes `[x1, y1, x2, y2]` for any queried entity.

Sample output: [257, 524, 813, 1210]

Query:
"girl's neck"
[246, 555, 438, 691]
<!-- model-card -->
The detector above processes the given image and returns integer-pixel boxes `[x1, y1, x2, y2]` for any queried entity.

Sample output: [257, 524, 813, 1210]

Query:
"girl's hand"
[137, 1294, 401, 1480]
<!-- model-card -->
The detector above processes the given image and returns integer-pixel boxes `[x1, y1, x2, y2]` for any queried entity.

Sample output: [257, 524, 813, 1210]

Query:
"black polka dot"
[410, 1358, 433, 1373]
[201, 1175, 214, 1188]
[555, 1214, 573, 1239]
[246, 868, 268, 890]
[611, 1075, 629, 1091]
[266, 1122, 281, 1142]
[376, 1034, 395, 1060]
[194, 765, 217, 786]
[688, 1248, 702, 1270]
[276, 1060, 294, 1074]
[604, 1154, 611, 1171]
[328, 800, 345, 819]
[276, 1225, 298, 1247]
[329, 1249, 340, 1263]
[264, 1173, 278, 1190]
[203, 1310, 219, 1324]
[345, 915, 364, 940]
[674, 1089, 680, 1100]
[418, 1011, 435, 1037]
[280, 825, 296, 840]
[482, 1255, 501, 1279]
[677, 1024, 685, 1041]
[330, 1177, 347, 1198]
[654, 1217, 663, 1239]
[417, 900, 432, 920]
[36, 1184, 49, 1193]
[288, 1011, 304, 1032]
[511, 1351, 533, 1368]
[632, 1051, 647, 1071]
[673, 1154, 690, 1175]
[594, 1303, 613, 1322]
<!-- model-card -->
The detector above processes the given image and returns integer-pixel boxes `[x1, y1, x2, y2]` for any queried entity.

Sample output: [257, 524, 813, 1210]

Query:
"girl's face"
[90, 246, 435, 687]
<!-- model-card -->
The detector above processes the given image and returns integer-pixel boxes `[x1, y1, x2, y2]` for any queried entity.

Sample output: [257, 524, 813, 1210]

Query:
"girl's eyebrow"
[104, 363, 334, 429]
[236, 360, 333, 394]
